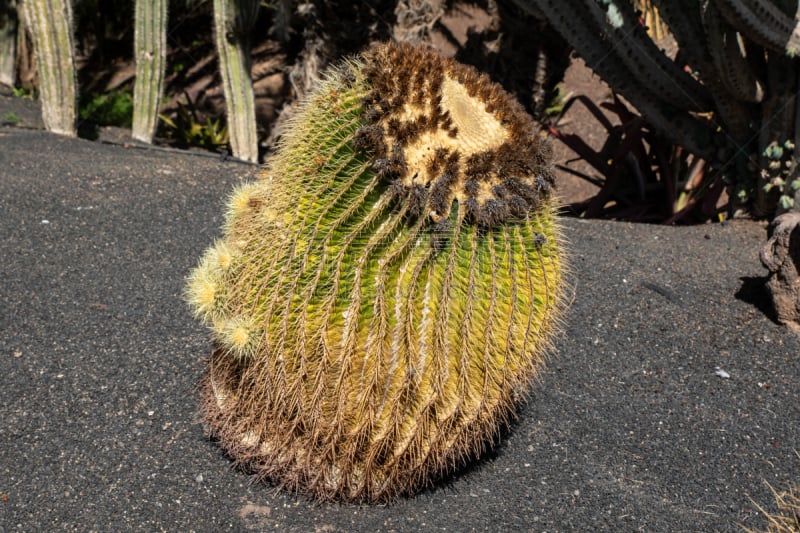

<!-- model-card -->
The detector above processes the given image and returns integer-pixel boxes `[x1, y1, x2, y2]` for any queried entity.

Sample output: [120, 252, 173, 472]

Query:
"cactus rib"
[704, 2, 765, 103]
[714, 0, 800, 55]
[584, 0, 712, 112]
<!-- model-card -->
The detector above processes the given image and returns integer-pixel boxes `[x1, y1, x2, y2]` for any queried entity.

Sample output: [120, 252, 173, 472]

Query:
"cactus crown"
[355, 42, 555, 228]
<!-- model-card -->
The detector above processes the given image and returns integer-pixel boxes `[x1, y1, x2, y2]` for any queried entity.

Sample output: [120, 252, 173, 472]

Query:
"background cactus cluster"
[187, 42, 566, 502]
[9, 0, 259, 160]
[513, 0, 800, 217]
[9, 0, 800, 218]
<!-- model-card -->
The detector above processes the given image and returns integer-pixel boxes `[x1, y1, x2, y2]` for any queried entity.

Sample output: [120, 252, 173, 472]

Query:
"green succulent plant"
[187, 42, 566, 502]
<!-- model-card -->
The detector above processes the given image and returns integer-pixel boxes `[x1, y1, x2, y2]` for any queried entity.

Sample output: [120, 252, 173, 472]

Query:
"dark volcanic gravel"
[1, 121, 798, 532]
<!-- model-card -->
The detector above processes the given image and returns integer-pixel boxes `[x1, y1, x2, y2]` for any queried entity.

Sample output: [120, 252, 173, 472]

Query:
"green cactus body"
[188, 43, 565, 502]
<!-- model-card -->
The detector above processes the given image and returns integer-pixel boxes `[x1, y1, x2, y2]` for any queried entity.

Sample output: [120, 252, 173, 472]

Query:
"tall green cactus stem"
[0, 0, 17, 88]
[652, 0, 757, 143]
[22, 0, 76, 137]
[187, 43, 566, 502]
[585, 0, 712, 112]
[213, 0, 259, 162]
[132, 0, 167, 143]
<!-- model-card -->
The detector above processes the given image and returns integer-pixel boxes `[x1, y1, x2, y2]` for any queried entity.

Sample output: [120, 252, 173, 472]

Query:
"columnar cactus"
[0, 0, 17, 88]
[132, 0, 168, 143]
[187, 43, 566, 502]
[213, 0, 259, 162]
[22, 0, 76, 137]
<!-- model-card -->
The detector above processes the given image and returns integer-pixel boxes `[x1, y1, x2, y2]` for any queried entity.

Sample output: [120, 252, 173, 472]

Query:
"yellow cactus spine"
[188, 42, 567, 502]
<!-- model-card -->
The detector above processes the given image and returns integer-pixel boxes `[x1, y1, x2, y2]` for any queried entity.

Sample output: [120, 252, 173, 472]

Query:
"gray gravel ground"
[1, 103, 799, 531]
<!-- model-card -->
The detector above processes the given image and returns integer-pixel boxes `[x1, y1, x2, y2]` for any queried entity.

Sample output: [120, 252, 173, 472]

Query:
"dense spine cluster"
[187, 43, 565, 502]
[356, 42, 555, 229]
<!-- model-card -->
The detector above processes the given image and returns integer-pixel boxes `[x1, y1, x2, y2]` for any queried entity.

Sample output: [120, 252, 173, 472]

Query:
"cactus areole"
[187, 42, 566, 502]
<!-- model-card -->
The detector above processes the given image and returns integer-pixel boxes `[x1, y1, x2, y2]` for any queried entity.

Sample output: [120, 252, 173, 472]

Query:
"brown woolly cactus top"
[354, 41, 555, 228]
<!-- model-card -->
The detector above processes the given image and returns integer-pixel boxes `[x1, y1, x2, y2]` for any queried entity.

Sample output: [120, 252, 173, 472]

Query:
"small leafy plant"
[12, 86, 34, 99]
[78, 88, 134, 128]
[158, 92, 229, 151]
[544, 84, 570, 118]
[2, 111, 20, 125]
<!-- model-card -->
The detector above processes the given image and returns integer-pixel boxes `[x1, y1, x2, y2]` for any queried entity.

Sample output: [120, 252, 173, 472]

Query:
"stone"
[760, 212, 800, 334]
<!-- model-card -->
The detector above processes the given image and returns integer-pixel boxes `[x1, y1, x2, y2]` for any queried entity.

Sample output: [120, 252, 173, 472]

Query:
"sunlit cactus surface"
[187, 42, 566, 502]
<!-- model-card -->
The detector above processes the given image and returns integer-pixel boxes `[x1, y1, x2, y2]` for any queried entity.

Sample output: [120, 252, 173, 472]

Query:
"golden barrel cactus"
[187, 42, 566, 502]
